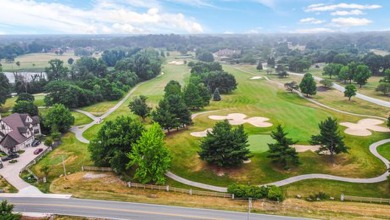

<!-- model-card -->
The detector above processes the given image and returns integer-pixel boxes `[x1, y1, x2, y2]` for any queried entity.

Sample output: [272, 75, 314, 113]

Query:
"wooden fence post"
[189, 189, 192, 195]
[166, 185, 169, 192]
[232, 194, 235, 200]
[128, 182, 131, 188]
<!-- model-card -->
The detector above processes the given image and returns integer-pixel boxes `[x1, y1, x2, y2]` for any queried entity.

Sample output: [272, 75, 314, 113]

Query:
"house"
[0, 113, 41, 154]
[213, 49, 241, 58]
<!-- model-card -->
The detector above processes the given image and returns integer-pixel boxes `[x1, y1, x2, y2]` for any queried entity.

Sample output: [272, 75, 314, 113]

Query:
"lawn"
[377, 143, 390, 160]
[72, 111, 93, 126]
[0, 52, 80, 72]
[1, 93, 46, 113]
[79, 100, 118, 116]
[248, 135, 273, 153]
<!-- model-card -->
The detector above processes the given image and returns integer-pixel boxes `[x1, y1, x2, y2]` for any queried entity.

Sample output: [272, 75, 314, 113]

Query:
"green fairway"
[248, 134, 273, 153]
[72, 111, 93, 126]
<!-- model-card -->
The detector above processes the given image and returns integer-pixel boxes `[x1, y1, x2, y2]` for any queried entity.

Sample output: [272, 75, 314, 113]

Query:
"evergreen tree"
[256, 62, 263, 71]
[213, 88, 221, 101]
[199, 120, 251, 167]
[0, 71, 11, 107]
[166, 94, 192, 128]
[267, 125, 299, 170]
[198, 83, 211, 106]
[183, 83, 204, 110]
[0, 200, 21, 220]
[127, 123, 171, 184]
[164, 80, 182, 98]
[129, 95, 151, 121]
[344, 84, 357, 101]
[299, 73, 317, 97]
[152, 99, 178, 132]
[310, 117, 349, 162]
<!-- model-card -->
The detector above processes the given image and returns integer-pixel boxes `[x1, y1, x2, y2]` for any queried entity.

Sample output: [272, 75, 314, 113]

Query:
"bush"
[227, 184, 273, 200]
[307, 192, 330, 201]
[44, 138, 53, 147]
[9, 159, 18, 164]
[266, 185, 285, 201]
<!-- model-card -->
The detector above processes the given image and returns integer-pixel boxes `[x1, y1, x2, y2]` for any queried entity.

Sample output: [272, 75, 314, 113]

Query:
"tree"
[338, 66, 349, 84]
[0, 72, 11, 107]
[310, 117, 349, 162]
[387, 116, 390, 128]
[213, 88, 221, 101]
[164, 80, 182, 98]
[299, 73, 317, 97]
[323, 63, 343, 79]
[15, 61, 20, 67]
[344, 84, 357, 101]
[267, 57, 276, 67]
[267, 125, 299, 170]
[256, 62, 263, 71]
[152, 99, 177, 132]
[12, 101, 38, 116]
[44, 104, 74, 133]
[88, 116, 144, 173]
[166, 94, 192, 129]
[183, 83, 204, 110]
[202, 71, 237, 94]
[353, 64, 371, 88]
[284, 81, 298, 92]
[376, 83, 390, 95]
[380, 69, 390, 83]
[40, 165, 51, 183]
[129, 95, 151, 121]
[67, 58, 74, 65]
[127, 123, 171, 184]
[16, 93, 34, 102]
[45, 59, 69, 81]
[199, 120, 251, 167]
[197, 52, 214, 62]
[320, 79, 333, 89]
[0, 200, 21, 220]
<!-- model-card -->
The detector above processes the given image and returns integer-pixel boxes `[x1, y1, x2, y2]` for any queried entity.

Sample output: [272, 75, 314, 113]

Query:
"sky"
[0, 0, 389, 35]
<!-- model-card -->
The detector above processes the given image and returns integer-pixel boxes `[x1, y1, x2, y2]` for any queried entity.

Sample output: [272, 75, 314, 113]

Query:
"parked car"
[32, 139, 41, 147]
[1, 153, 19, 162]
[34, 148, 43, 155]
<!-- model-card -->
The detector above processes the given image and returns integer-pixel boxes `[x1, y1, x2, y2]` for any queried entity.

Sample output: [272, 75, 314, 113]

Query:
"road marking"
[14, 203, 226, 220]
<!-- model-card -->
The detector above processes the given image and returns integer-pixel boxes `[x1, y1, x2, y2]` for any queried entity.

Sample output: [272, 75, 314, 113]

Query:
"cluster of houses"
[0, 113, 41, 155]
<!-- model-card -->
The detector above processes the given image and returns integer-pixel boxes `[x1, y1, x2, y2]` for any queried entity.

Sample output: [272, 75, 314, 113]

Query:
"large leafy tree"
[199, 120, 251, 167]
[0, 200, 21, 220]
[323, 63, 343, 79]
[267, 125, 299, 170]
[299, 73, 317, 97]
[88, 116, 144, 173]
[310, 117, 349, 162]
[0, 71, 11, 107]
[12, 101, 38, 116]
[152, 99, 177, 132]
[183, 82, 205, 110]
[166, 94, 192, 128]
[376, 83, 390, 95]
[202, 71, 237, 94]
[16, 93, 34, 103]
[45, 59, 69, 81]
[344, 84, 357, 101]
[164, 80, 182, 98]
[44, 104, 75, 133]
[127, 123, 171, 184]
[129, 95, 151, 121]
[353, 64, 371, 88]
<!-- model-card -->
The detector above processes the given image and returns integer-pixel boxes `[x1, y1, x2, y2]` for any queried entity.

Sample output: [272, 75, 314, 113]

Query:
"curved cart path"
[72, 68, 390, 193]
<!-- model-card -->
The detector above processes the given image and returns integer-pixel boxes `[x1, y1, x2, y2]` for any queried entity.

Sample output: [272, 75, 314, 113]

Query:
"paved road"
[1, 197, 307, 220]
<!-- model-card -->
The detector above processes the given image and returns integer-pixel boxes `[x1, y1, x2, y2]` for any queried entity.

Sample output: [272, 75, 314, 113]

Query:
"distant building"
[0, 113, 41, 154]
[213, 49, 241, 58]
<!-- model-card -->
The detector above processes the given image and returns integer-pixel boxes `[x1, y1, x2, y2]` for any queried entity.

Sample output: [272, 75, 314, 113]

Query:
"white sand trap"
[83, 173, 107, 179]
[250, 76, 263, 80]
[243, 159, 252, 164]
[292, 145, 321, 153]
[190, 128, 213, 137]
[340, 119, 390, 136]
[168, 60, 184, 65]
[208, 113, 272, 127]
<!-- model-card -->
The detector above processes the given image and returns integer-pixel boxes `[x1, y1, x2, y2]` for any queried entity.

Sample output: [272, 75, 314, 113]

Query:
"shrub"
[307, 192, 330, 201]
[44, 138, 53, 147]
[9, 159, 18, 164]
[266, 185, 285, 201]
[227, 184, 273, 199]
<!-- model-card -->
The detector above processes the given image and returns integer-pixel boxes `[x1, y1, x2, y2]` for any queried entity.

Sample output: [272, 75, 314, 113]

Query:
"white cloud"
[331, 17, 372, 27]
[305, 3, 382, 12]
[254, 0, 277, 8]
[246, 27, 263, 34]
[294, 28, 335, 34]
[0, 0, 204, 34]
[299, 17, 325, 24]
[331, 10, 364, 16]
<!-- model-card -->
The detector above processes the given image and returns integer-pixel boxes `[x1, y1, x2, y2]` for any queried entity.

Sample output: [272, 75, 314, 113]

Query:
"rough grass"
[0, 177, 18, 193]
[48, 172, 390, 220]
[0, 52, 79, 72]
[72, 111, 93, 126]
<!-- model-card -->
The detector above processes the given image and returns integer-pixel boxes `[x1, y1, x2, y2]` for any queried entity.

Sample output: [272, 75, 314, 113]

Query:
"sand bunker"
[168, 60, 184, 65]
[292, 145, 320, 153]
[190, 128, 213, 137]
[250, 76, 263, 80]
[340, 119, 390, 136]
[208, 113, 272, 127]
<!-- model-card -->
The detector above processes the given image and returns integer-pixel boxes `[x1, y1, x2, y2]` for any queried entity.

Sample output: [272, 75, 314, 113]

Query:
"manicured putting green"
[248, 134, 274, 153]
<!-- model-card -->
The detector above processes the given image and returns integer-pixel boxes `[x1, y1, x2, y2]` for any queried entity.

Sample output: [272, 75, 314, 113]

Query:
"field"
[1, 93, 46, 113]
[0, 52, 80, 72]
[71, 111, 93, 126]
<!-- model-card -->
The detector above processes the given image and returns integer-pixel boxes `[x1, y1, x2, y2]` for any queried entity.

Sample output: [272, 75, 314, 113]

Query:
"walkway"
[71, 68, 390, 193]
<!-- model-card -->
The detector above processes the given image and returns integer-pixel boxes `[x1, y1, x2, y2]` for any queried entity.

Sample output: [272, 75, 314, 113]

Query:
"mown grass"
[79, 100, 118, 117]
[1, 52, 79, 72]
[1, 93, 46, 113]
[30, 133, 93, 192]
[71, 111, 93, 126]
[377, 143, 390, 160]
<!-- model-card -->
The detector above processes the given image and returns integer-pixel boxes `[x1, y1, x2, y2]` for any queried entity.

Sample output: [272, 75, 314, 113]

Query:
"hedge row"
[227, 184, 285, 201]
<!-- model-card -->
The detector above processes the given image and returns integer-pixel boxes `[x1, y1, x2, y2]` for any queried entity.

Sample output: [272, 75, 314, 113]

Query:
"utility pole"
[247, 197, 252, 220]
[62, 155, 67, 177]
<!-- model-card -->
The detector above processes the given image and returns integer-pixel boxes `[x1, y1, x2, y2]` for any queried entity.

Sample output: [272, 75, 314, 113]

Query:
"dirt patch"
[340, 118, 390, 136]
[292, 145, 321, 153]
[208, 113, 272, 127]
[168, 60, 184, 65]
[83, 172, 107, 179]
[190, 128, 212, 137]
